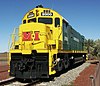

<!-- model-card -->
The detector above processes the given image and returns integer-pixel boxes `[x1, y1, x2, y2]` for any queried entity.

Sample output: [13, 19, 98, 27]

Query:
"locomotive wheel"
[63, 58, 69, 69]
[57, 61, 63, 71]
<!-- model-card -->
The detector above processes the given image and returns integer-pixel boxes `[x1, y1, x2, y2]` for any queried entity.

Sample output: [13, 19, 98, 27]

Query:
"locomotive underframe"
[10, 51, 86, 79]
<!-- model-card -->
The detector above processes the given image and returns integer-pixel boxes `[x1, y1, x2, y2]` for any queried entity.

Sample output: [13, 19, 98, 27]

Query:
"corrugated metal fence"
[90, 61, 100, 86]
[94, 61, 100, 86]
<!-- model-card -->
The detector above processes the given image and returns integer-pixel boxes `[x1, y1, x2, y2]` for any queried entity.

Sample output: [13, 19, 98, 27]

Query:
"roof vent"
[36, 5, 43, 8]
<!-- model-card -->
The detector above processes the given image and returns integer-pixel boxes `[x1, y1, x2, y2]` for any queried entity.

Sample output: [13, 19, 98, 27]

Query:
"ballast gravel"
[36, 62, 90, 86]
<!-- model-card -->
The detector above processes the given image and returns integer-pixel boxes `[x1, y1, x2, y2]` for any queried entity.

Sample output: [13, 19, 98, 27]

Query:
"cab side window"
[55, 18, 60, 27]
[23, 20, 26, 24]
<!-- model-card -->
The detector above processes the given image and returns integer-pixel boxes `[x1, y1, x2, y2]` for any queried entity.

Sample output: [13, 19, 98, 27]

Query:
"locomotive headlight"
[41, 10, 53, 16]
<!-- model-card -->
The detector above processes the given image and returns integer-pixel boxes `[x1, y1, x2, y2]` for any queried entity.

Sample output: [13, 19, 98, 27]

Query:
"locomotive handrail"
[8, 28, 19, 50]
[58, 26, 62, 40]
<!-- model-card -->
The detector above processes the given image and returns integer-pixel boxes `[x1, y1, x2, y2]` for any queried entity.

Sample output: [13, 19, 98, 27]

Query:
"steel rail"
[0, 77, 40, 86]
[0, 77, 15, 85]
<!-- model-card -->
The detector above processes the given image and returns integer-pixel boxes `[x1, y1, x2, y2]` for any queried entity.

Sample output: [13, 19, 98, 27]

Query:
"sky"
[0, 0, 100, 52]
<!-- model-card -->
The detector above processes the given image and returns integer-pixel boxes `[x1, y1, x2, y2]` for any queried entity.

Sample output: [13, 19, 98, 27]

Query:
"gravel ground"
[36, 62, 90, 86]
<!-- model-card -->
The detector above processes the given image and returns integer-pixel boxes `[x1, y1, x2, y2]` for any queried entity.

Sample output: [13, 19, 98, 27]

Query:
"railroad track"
[0, 77, 41, 86]
[0, 65, 41, 86]
[0, 77, 15, 86]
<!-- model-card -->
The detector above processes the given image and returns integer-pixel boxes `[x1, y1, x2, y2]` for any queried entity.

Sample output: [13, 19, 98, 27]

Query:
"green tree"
[84, 39, 94, 54]
[84, 39, 100, 58]
[94, 39, 100, 57]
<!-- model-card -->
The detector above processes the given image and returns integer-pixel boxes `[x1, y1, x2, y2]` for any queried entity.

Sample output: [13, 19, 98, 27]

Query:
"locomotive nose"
[19, 23, 50, 50]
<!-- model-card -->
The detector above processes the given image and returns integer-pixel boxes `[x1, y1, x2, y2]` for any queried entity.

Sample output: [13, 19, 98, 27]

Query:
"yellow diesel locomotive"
[9, 5, 87, 79]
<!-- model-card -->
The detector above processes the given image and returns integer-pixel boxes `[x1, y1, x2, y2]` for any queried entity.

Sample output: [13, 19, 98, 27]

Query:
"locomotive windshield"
[38, 18, 52, 24]
[28, 18, 36, 23]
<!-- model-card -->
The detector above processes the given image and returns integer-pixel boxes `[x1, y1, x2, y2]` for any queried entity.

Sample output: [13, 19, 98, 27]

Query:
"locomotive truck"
[9, 5, 87, 79]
